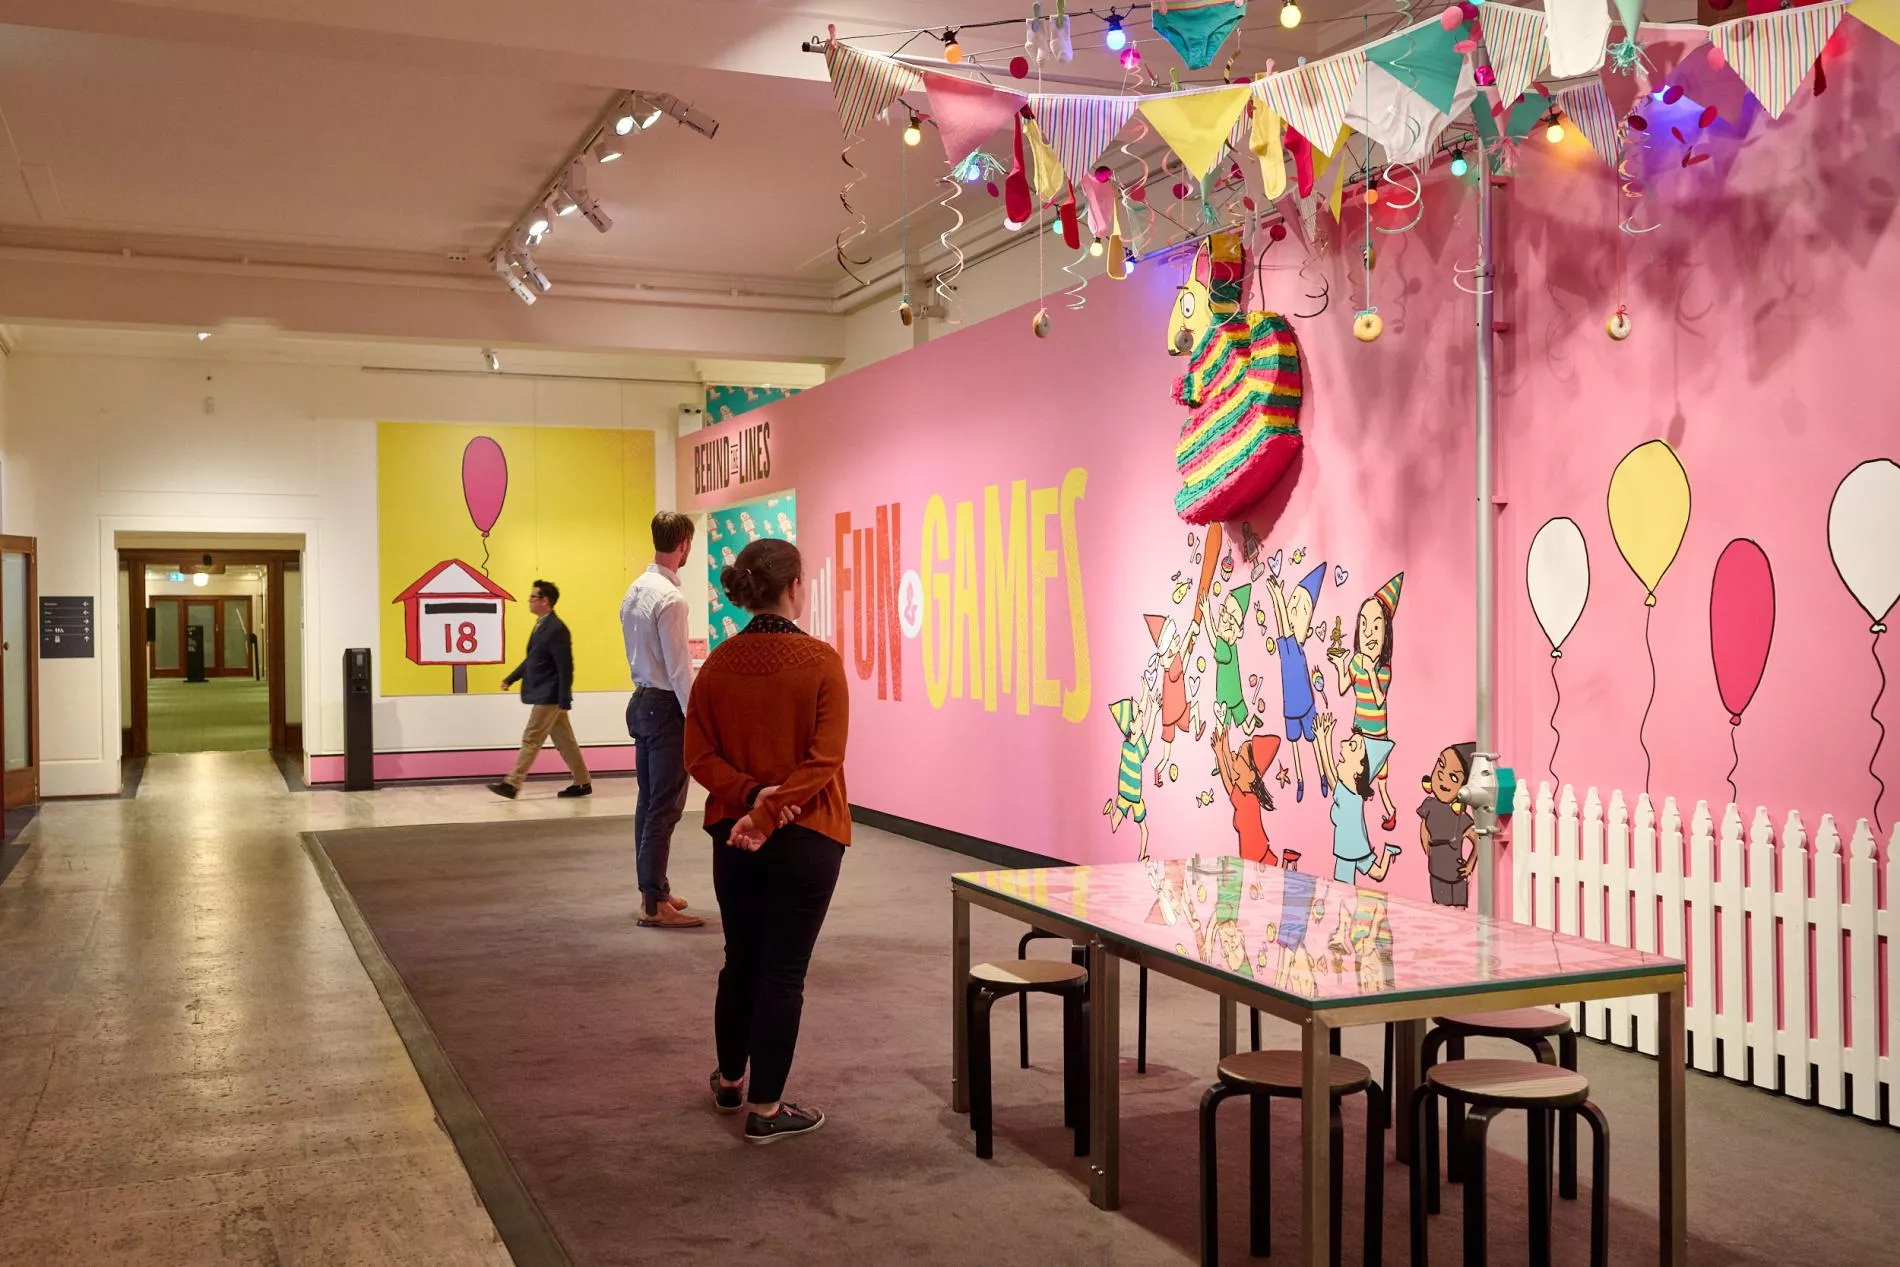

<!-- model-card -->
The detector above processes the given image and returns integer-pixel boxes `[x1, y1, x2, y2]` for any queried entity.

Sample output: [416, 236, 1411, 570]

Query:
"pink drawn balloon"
[462, 436, 508, 537]
[1709, 538, 1774, 724]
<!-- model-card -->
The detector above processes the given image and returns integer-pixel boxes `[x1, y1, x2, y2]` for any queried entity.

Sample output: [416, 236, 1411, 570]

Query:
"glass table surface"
[954, 855, 1682, 1010]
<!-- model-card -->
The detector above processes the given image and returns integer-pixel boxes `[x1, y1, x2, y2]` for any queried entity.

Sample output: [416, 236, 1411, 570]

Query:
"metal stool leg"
[1418, 1028, 1455, 1177]
[1382, 1024, 1395, 1126]
[1330, 1028, 1343, 1056]
[1581, 1100, 1610, 1267]
[1075, 994, 1091, 1156]
[1016, 931, 1036, 1068]
[1445, 1035, 1468, 1184]
[1527, 1108, 1552, 1266]
[1062, 986, 1082, 1148]
[969, 982, 996, 1159]
[1364, 1085, 1386, 1267]
[1199, 1084, 1237, 1267]
[1329, 1101, 1345, 1267]
[1409, 1086, 1434, 1267]
[1462, 1106, 1499, 1267]
[1249, 1094, 1272, 1257]
[1250, 1008, 1261, 1052]
[1559, 1033, 1580, 1201]
[1138, 966, 1149, 1074]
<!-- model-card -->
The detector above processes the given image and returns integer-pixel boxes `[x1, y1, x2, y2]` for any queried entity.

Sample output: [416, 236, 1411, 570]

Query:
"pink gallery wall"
[1493, 20, 1900, 844]
[684, 190, 1485, 907]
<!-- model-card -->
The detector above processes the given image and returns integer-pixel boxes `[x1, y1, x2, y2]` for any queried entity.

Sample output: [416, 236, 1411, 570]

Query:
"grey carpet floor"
[315, 815, 1900, 1266]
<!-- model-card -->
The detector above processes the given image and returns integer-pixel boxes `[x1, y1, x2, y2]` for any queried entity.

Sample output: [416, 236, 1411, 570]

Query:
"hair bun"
[721, 564, 758, 609]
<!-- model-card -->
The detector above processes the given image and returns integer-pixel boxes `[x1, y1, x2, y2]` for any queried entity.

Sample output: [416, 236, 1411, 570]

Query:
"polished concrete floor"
[148, 678, 270, 753]
[0, 751, 636, 1264]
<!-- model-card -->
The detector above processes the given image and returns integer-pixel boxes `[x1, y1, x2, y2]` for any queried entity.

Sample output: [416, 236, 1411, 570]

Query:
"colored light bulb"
[1105, 13, 1127, 51]
[903, 116, 922, 147]
[1281, 1, 1303, 29]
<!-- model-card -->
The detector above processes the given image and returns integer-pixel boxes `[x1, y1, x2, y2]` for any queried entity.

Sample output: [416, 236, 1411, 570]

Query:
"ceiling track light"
[491, 251, 537, 305]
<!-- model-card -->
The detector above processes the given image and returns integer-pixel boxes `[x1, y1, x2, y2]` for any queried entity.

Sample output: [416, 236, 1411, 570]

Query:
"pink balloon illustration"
[462, 436, 508, 537]
[1709, 538, 1773, 803]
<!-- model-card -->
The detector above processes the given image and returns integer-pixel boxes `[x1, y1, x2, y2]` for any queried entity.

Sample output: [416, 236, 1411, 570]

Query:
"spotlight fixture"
[483, 349, 501, 373]
[1104, 10, 1127, 51]
[553, 188, 580, 217]
[491, 251, 537, 305]
[643, 93, 719, 139]
[613, 92, 664, 135]
[1281, 0, 1303, 28]
[564, 161, 611, 232]
[510, 239, 552, 292]
[192, 571, 209, 588]
[904, 114, 923, 147]
[592, 135, 624, 163]
[525, 212, 551, 244]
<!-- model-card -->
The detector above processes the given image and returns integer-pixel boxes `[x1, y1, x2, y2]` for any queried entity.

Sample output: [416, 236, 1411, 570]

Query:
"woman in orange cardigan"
[684, 538, 849, 1145]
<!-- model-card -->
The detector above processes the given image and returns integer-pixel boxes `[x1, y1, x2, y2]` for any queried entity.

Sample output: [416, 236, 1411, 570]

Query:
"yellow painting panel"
[377, 422, 656, 697]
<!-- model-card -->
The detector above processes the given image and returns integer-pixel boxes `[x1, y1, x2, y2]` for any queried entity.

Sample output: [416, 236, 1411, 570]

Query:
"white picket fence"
[1510, 781, 1898, 1127]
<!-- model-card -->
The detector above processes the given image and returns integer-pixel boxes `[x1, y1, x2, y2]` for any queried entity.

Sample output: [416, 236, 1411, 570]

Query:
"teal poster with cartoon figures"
[706, 493, 797, 650]
[1105, 521, 1478, 912]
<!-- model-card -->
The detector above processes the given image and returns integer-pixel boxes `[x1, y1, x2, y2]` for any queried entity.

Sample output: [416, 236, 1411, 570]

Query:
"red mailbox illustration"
[393, 560, 514, 692]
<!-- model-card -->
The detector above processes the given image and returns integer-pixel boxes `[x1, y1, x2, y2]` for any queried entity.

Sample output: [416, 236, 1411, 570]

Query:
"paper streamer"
[935, 175, 965, 322]
[1478, 2, 1549, 107]
[1031, 94, 1141, 188]
[1711, 1, 1847, 118]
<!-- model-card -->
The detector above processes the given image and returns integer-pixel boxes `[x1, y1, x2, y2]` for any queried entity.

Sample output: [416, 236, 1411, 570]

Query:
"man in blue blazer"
[489, 579, 592, 799]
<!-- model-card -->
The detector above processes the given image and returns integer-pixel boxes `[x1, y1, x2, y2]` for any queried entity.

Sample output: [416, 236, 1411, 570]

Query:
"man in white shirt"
[621, 511, 704, 929]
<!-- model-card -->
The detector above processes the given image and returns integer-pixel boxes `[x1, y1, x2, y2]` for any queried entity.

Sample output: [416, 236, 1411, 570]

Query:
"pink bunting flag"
[1555, 78, 1622, 166]
[1252, 52, 1365, 156]
[1479, 2, 1548, 108]
[1711, 1, 1846, 118]
[925, 72, 1028, 169]
[825, 42, 921, 138]
[1030, 94, 1141, 184]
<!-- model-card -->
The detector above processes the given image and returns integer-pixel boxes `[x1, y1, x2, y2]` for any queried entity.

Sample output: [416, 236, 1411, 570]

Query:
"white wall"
[4, 349, 691, 796]
[833, 231, 1057, 379]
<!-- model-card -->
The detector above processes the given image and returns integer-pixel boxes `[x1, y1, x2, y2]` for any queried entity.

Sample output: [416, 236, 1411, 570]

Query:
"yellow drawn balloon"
[1606, 439, 1691, 606]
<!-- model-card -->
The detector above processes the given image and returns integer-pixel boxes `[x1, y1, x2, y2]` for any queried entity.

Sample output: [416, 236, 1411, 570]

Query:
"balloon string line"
[1871, 632, 1888, 832]
[1726, 726, 1740, 809]
[481, 535, 491, 578]
[1640, 605, 1656, 795]
[1549, 654, 1564, 791]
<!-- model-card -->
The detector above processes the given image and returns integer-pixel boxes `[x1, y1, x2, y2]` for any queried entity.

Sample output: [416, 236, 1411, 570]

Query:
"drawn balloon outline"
[1826, 457, 1900, 830]
[1526, 515, 1590, 787]
[1709, 537, 1775, 806]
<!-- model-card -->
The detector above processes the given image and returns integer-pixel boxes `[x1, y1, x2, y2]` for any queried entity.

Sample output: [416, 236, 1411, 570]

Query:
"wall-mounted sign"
[678, 410, 795, 513]
[41, 596, 95, 659]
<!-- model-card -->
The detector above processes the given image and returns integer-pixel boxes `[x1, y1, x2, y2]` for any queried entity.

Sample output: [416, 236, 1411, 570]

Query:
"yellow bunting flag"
[1850, 0, 1900, 43]
[1025, 119, 1067, 205]
[1250, 103, 1286, 200]
[1314, 126, 1355, 220]
[1139, 84, 1252, 180]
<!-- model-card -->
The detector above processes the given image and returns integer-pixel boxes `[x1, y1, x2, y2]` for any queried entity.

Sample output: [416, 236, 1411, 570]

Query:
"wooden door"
[1, 537, 38, 808]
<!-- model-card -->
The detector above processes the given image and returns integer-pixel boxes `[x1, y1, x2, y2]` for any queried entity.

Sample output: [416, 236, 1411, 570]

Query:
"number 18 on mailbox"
[393, 560, 516, 667]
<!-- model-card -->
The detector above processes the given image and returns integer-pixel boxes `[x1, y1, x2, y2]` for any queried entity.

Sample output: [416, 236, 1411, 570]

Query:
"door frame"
[122, 549, 297, 759]
[1, 535, 38, 809]
[149, 594, 256, 679]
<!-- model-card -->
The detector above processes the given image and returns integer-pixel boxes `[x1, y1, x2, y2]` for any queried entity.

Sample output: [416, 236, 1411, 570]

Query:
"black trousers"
[710, 821, 844, 1106]
[628, 688, 690, 912]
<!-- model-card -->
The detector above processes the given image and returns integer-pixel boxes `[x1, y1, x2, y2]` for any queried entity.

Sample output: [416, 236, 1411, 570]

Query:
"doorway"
[121, 548, 301, 759]
[1, 536, 38, 808]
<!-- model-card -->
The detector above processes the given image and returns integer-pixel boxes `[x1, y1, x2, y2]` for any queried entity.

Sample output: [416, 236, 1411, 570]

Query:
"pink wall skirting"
[308, 745, 635, 785]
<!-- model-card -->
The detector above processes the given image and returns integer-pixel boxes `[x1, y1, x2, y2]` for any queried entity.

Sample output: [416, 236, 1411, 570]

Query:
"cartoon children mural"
[1314, 710, 1402, 885]
[1327, 889, 1396, 993]
[1104, 682, 1160, 859]
[1213, 722, 1281, 864]
[1206, 583, 1253, 733]
[1187, 861, 1254, 976]
[1264, 564, 1327, 800]
[1257, 862, 1324, 995]
[1147, 614, 1202, 786]
[1326, 573, 1404, 830]
[1418, 742, 1480, 907]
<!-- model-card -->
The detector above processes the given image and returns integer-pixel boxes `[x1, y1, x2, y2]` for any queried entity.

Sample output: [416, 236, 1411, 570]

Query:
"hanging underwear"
[1152, 0, 1248, 71]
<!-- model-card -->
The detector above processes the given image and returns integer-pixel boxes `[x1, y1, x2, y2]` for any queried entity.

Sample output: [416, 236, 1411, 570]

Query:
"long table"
[950, 857, 1687, 1266]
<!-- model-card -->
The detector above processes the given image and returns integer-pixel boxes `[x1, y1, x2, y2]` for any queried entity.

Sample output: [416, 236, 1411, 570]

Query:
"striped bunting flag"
[1711, 1, 1847, 118]
[1555, 78, 1621, 167]
[1480, 2, 1549, 109]
[824, 43, 921, 138]
[1030, 94, 1140, 183]
[1253, 51, 1365, 156]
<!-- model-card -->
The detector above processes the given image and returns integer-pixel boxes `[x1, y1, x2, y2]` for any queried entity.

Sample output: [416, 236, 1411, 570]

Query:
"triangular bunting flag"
[825, 43, 921, 138]
[924, 72, 1026, 168]
[1367, 18, 1468, 114]
[1545, 0, 1612, 78]
[1479, 3, 1549, 107]
[1139, 85, 1252, 180]
[1555, 78, 1621, 166]
[1850, 0, 1900, 45]
[1712, 2, 1846, 118]
[1253, 53, 1365, 156]
[1031, 94, 1140, 184]
[1345, 60, 1478, 164]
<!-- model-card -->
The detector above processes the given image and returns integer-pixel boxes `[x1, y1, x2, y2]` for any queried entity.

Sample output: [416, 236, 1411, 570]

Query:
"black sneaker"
[744, 1102, 824, 1145]
[710, 1070, 743, 1114]
[487, 781, 517, 800]
[557, 784, 593, 798]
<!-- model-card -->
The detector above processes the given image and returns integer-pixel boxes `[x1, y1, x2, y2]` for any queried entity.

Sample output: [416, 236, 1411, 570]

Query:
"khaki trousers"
[506, 704, 591, 787]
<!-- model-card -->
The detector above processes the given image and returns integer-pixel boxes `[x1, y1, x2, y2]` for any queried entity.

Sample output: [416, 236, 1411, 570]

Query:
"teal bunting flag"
[1365, 19, 1468, 115]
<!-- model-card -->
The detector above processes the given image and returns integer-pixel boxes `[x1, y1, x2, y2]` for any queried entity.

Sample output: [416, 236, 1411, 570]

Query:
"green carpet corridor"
[147, 677, 269, 752]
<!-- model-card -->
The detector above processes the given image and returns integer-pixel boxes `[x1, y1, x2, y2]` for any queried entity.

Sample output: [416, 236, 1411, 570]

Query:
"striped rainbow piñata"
[1172, 312, 1304, 524]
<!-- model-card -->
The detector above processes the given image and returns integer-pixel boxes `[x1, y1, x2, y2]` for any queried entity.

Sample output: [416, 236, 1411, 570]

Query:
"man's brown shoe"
[638, 903, 705, 929]
[667, 895, 689, 912]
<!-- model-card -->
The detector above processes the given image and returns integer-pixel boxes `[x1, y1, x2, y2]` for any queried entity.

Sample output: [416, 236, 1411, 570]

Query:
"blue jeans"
[628, 688, 691, 914]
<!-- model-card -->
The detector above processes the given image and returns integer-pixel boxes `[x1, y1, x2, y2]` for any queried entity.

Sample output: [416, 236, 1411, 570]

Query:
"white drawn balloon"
[1828, 459, 1900, 632]
[898, 570, 925, 639]
[1526, 516, 1590, 655]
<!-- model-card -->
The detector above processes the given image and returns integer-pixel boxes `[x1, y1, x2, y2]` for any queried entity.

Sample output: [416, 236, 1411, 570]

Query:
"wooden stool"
[1018, 928, 1149, 1072]
[1248, 1013, 1396, 1126]
[1423, 1007, 1579, 1196]
[1198, 1050, 1385, 1266]
[1408, 1059, 1609, 1267]
[967, 959, 1090, 1160]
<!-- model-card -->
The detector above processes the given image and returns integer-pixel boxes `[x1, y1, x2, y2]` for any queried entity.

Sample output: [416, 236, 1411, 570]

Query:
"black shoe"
[558, 784, 593, 798]
[711, 1069, 743, 1114]
[487, 782, 517, 800]
[744, 1102, 824, 1145]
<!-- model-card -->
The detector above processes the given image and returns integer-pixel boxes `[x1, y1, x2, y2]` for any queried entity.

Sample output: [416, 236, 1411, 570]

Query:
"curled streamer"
[1374, 160, 1424, 234]
[835, 133, 870, 285]
[1061, 245, 1090, 311]
[1452, 259, 1492, 297]
[1119, 119, 1159, 253]
[935, 175, 965, 324]
[1618, 128, 1662, 237]
[1293, 248, 1330, 319]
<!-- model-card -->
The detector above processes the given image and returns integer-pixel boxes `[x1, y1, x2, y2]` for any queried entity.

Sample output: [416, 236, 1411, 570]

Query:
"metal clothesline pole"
[1472, 84, 1500, 920]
